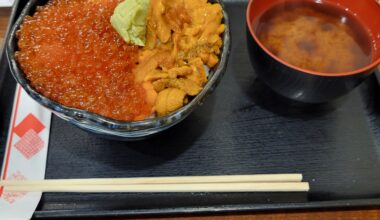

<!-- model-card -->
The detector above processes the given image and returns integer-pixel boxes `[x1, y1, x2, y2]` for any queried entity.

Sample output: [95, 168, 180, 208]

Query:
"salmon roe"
[16, 0, 152, 121]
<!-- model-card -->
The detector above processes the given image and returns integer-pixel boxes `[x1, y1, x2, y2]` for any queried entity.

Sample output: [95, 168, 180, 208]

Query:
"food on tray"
[255, 1, 373, 73]
[16, 0, 149, 121]
[136, 0, 225, 115]
[110, 0, 149, 46]
[15, 0, 225, 121]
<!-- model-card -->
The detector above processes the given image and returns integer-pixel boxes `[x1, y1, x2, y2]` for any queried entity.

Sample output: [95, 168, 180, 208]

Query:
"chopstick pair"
[0, 174, 309, 193]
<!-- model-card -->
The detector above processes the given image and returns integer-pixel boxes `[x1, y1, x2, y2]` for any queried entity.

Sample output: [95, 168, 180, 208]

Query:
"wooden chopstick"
[0, 174, 303, 186]
[2, 182, 309, 192]
[0, 174, 309, 193]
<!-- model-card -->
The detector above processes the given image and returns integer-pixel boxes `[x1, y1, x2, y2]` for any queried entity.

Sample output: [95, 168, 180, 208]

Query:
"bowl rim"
[6, 0, 231, 133]
[246, 0, 380, 77]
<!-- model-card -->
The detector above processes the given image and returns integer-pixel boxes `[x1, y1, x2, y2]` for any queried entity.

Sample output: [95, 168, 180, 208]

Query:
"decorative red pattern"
[0, 86, 22, 198]
[14, 130, 44, 159]
[2, 171, 27, 204]
[13, 113, 45, 137]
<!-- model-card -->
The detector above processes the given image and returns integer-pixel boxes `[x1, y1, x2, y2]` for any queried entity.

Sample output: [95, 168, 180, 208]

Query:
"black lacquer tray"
[1, 0, 380, 218]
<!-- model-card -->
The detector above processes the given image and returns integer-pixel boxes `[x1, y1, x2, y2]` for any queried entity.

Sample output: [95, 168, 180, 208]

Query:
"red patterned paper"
[14, 129, 45, 159]
[0, 86, 52, 219]
[13, 113, 45, 137]
[2, 171, 27, 204]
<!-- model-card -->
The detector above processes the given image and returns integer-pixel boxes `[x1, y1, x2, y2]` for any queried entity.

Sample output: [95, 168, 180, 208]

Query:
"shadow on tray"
[75, 96, 216, 170]
[246, 78, 345, 119]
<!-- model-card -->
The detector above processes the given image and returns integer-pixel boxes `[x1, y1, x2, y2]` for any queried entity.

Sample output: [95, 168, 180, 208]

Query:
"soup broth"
[254, 1, 373, 73]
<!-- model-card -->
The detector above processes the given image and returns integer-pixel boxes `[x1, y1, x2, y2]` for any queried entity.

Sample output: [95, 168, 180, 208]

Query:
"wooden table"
[1, 6, 379, 220]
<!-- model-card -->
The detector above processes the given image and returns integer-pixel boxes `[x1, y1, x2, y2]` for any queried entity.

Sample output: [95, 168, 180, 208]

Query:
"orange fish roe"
[16, 0, 152, 121]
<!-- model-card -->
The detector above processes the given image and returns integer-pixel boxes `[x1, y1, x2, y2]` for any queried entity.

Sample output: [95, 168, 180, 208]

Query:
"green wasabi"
[110, 0, 149, 46]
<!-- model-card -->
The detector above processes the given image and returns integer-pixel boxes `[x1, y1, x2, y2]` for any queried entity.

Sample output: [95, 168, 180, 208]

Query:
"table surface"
[0, 6, 379, 220]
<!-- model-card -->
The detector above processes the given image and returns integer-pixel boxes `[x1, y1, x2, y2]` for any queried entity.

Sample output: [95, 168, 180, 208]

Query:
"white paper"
[0, 0, 14, 7]
[0, 85, 52, 220]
